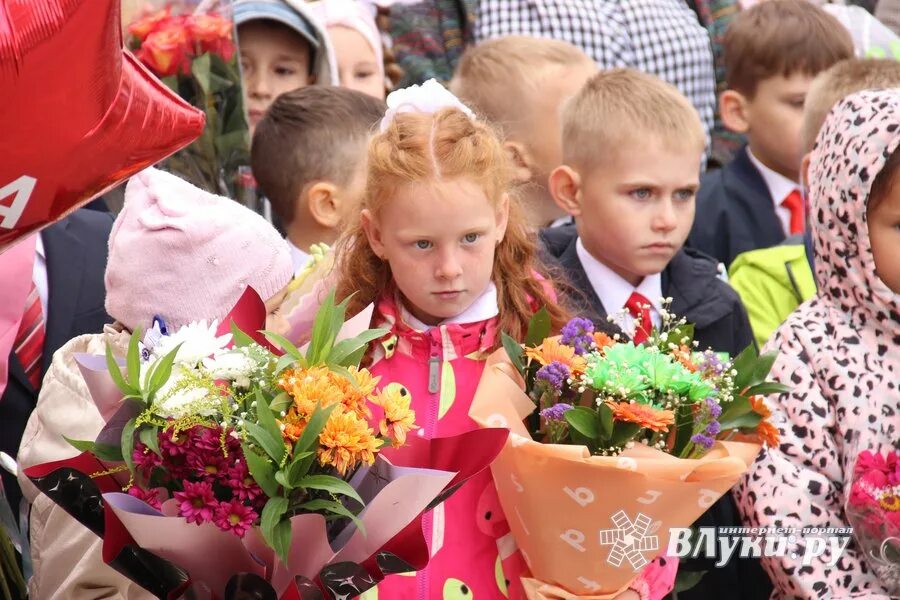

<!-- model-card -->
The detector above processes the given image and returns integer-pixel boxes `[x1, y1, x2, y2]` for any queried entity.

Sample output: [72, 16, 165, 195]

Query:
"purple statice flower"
[690, 433, 715, 450]
[704, 397, 722, 420]
[536, 361, 571, 391]
[705, 421, 721, 436]
[540, 403, 574, 422]
[697, 352, 727, 379]
[560, 317, 595, 355]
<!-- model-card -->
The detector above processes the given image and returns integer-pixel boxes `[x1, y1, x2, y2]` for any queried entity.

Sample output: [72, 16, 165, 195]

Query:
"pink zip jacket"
[362, 290, 677, 600]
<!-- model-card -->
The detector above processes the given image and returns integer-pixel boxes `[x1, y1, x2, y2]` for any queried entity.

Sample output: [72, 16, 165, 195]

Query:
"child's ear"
[307, 182, 342, 229]
[495, 193, 510, 242]
[719, 90, 750, 134]
[360, 209, 386, 259]
[548, 165, 583, 217]
[503, 141, 535, 185]
[801, 153, 812, 190]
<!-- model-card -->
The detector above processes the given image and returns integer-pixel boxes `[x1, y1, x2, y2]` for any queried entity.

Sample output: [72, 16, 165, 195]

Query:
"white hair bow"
[379, 79, 476, 132]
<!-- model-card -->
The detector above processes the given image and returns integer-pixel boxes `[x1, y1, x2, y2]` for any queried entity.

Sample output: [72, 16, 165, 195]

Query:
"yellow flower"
[371, 384, 418, 447]
[318, 410, 381, 476]
[279, 366, 345, 417]
[525, 338, 587, 374]
[606, 401, 675, 433]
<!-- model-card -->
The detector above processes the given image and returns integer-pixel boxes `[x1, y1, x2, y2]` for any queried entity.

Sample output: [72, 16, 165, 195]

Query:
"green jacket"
[728, 243, 817, 348]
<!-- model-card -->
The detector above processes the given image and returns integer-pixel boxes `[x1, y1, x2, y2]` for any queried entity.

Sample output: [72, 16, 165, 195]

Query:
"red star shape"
[0, 0, 205, 253]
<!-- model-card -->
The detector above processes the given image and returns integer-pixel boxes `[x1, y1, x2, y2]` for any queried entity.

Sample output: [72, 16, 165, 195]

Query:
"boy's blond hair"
[802, 59, 900, 152]
[724, 0, 853, 97]
[562, 69, 705, 168]
[450, 35, 594, 136]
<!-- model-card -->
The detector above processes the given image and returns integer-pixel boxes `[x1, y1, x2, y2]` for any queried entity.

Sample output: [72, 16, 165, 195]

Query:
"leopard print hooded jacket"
[734, 89, 900, 598]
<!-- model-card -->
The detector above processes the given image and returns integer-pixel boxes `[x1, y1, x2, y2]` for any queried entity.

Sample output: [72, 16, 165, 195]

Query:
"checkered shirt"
[475, 0, 716, 155]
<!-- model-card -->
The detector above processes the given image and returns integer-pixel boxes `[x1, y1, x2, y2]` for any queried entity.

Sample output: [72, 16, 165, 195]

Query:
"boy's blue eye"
[415, 240, 432, 250]
[631, 188, 652, 200]
[463, 233, 480, 244]
[674, 190, 696, 202]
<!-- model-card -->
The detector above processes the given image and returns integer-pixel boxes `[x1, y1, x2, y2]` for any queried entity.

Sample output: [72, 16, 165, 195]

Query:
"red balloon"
[0, 0, 205, 254]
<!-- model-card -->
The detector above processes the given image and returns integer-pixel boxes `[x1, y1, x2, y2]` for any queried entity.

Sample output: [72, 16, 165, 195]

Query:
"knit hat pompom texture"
[105, 168, 293, 332]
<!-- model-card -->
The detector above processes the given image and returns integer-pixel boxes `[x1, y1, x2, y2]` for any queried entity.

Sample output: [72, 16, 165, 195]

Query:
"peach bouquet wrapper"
[470, 351, 762, 599]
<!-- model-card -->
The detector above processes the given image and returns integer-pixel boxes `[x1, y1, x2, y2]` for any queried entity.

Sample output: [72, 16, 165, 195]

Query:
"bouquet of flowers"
[845, 448, 900, 592]
[26, 288, 507, 599]
[470, 306, 787, 599]
[124, 1, 251, 198]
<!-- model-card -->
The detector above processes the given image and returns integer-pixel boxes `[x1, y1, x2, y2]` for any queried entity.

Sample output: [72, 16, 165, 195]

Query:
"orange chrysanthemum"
[371, 385, 418, 447]
[526, 338, 587, 373]
[672, 344, 699, 373]
[318, 411, 380, 476]
[750, 396, 780, 447]
[280, 418, 305, 443]
[331, 366, 380, 420]
[279, 366, 345, 417]
[606, 401, 675, 433]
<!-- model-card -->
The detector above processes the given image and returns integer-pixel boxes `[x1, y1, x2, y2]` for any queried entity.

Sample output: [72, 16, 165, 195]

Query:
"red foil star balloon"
[0, 0, 205, 254]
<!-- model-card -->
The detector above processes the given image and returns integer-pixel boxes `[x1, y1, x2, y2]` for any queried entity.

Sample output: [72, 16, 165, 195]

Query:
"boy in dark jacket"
[545, 69, 767, 600]
[688, 0, 853, 267]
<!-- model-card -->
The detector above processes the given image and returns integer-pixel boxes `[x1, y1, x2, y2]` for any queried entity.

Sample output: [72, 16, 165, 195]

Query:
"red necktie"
[624, 291, 653, 345]
[781, 190, 805, 235]
[14, 282, 45, 390]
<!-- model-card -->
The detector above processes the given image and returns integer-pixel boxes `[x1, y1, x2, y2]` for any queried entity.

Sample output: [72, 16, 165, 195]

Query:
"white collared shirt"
[575, 238, 663, 336]
[400, 283, 499, 332]
[747, 148, 799, 236]
[289, 241, 310, 274]
[34, 234, 49, 318]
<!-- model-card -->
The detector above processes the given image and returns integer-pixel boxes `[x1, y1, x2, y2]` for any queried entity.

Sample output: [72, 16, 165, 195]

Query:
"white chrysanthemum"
[203, 351, 256, 385]
[152, 320, 232, 365]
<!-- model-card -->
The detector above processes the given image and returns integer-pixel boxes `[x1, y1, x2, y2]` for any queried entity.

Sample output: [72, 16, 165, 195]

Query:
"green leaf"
[295, 403, 338, 454]
[255, 390, 283, 442]
[501, 333, 525, 375]
[105, 343, 135, 397]
[191, 52, 213, 95]
[718, 395, 753, 424]
[245, 422, 285, 463]
[287, 452, 316, 485]
[275, 354, 299, 375]
[663, 323, 695, 349]
[671, 404, 697, 455]
[270, 392, 292, 415]
[719, 411, 764, 431]
[121, 418, 137, 475]
[524, 307, 551, 348]
[564, 406, 601, 440]
[146, 344, 181, 397]
[598, 402, 614, 439]
[262, 331, 304, 361]
[329, 329, 390, 367]
[609, 422, 643, 447]
[298, 499, 364, 534]
[261, 496, 290, 564]
[230, 321, 257, 348]
[126, 328, 142, 390]
[731, 344, 758, 391]
[306, 291, 338, 365]
[747, 351, 779, 391]
[243, 444, 278, 497]
[139, 426, 162, 458]
[65, 436, 124, 462]
[297, 474, 364, 507]
[274, 470, 293, 490]
[743, 382, 792, 397]
[63, 437, 97, 453]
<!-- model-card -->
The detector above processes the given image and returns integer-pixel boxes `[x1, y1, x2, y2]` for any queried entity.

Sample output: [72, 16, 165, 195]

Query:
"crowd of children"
[5, 0, 900, 598]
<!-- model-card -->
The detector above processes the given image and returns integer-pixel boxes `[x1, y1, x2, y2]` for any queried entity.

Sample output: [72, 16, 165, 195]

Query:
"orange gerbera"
[750, 396, 780, 447]
[672, 344, 699, 373]
[605, 401, 675, 432]
[371, 384, 418, 447]
[279, 366, 345, 417]
[526, 338, 587, 373]
[318, 411, 380, 476]
[593, 332, 615, 350]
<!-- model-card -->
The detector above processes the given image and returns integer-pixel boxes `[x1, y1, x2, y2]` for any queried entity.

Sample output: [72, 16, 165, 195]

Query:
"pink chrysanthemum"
[127, 486, 164, 510]
[132, 442, 162, 473]
[160, 429, 190, 457]
[187, 448, 229, 482]
[174, 480, 217, 524]
[213, 498, 258, 538]
[226, 459, 264, 502]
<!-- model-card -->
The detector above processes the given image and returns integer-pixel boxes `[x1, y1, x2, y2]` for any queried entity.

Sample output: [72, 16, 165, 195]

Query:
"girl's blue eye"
[415, 240, 432, 250]
[463, 233, 480, 244]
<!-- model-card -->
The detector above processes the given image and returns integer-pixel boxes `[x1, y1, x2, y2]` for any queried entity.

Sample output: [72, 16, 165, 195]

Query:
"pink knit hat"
[105, 168, 293, 332]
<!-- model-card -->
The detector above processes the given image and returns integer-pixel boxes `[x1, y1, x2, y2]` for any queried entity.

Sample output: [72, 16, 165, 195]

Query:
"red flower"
[127, 486, 164, 511]
[128, 8, 173, 43]
[187, 14, 236, 61]
[214, 499, 258, 538]
[174, 480, 217, 524]
[137, 23, 192, 77]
